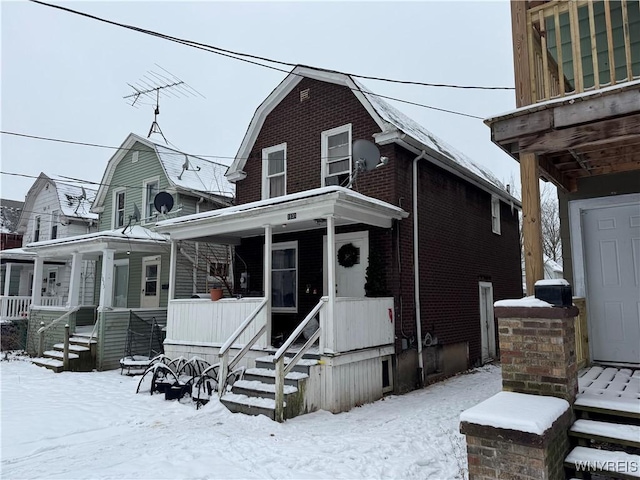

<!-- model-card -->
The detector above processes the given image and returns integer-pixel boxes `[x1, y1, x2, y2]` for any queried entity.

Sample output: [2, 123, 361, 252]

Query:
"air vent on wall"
[300, 88, 310, 102]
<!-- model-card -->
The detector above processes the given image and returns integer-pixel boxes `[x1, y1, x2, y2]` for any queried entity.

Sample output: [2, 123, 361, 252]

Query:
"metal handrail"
[218, 297, 268, 397]
[273, 296, 327, 422]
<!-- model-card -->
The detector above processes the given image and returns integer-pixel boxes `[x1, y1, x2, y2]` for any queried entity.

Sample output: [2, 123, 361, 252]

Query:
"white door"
[582, 203, 640, 365]
[141, 256, 161, 308]
[323, 231, 369, 297]
[479, 282, 496, 363]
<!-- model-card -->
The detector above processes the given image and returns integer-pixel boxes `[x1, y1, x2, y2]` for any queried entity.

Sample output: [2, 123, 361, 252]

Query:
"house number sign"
[287, 212, 297, 220]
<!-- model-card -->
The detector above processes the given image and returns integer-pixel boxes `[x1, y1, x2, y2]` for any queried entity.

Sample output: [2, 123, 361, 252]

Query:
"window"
[321, 124, 352, 187]
[272, 241, 297, 312]
[113, 261, 129, 308]
[262, 143, 286, 199]
[51, 210, 59, 240]
[143, 179, 159, 221]
[113, 190, 126, 228]
[34, 216, 41, 242]
[491, 196, 501, 235]
[132, 151, 139, 163]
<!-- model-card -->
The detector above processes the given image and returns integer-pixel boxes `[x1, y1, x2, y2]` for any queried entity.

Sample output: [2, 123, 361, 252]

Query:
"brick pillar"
[494, 305, 579, 404]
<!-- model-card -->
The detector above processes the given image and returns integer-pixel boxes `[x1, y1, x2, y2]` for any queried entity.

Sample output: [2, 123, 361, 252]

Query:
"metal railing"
[527, 0, 639, 103]
[273, 297, 326, 422]
[217, 298, 268, 397]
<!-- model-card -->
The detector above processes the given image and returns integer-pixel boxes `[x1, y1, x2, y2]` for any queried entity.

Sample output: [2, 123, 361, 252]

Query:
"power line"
[28, 0, 492, 120]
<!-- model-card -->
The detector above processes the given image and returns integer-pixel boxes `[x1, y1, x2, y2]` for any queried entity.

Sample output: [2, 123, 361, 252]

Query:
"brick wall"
[234, 76, 522, 370]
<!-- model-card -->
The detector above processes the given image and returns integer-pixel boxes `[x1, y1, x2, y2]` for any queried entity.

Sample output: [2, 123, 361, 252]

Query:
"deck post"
[263, 224, 272, 346]
[38, 321, 45, 357]
[325, 216, 336, 353]
[67, 253, 84, 308]
[274, 357, 285, 422]
[32, 257, 44, 307]
[520, 152, 544, 295]
[3, 262, 12, 296]
[168, 240, 177, 301]
[63, 323, 70, 371]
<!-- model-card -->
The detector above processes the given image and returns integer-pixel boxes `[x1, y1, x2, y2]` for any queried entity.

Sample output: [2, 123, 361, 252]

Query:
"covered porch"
[156, 187, 408, 415]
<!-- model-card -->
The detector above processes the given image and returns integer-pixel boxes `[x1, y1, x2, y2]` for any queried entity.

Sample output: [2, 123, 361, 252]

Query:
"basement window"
[491, 196, 501, 235]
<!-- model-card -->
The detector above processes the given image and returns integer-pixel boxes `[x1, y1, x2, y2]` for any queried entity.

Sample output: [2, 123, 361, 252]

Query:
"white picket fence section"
[0, 296, 31, 320]
[166, 298, 268, 347]
[322, 297, 395, 353]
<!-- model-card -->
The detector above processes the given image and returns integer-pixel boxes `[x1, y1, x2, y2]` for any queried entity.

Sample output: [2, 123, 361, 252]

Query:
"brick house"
[156, 66, 522, 419]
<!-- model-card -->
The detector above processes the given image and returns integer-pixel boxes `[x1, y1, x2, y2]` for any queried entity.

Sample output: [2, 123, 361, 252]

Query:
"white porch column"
[99, 249, 115, 309]
[32, 256, 44, 306]
[66, 253, 84, 307]
[264, 224, 272, 346]
[325, 216, 336, 353]
[168, 240, 177, 301]
[3, 262, 12, 296]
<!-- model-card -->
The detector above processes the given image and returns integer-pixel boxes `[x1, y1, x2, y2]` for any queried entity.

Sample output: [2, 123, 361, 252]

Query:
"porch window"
[491, 196, 501, 235]
[34, 216, 41, 242]
[272, 241, 297, 312]
[321, 124, 352, 187]
[113, 190, 126, 228]
[262, 143, 286, 199]
[51, 210, 59, 240]
[113, 260, 129, 308]
[143, 179, 159, 221]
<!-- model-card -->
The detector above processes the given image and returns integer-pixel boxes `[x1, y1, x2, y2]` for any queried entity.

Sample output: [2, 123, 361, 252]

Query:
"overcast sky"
[1, 0, 520, 202]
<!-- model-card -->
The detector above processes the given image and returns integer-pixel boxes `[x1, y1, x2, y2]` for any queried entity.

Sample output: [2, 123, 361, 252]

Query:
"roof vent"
[300, 88, 310, 102]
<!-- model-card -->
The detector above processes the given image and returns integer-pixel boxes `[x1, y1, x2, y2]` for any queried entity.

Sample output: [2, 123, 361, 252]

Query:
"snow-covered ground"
[1, 358, 501, 480]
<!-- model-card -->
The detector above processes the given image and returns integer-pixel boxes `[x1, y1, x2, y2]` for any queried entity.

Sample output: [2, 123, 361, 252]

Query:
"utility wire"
[28, 0, 491, 119]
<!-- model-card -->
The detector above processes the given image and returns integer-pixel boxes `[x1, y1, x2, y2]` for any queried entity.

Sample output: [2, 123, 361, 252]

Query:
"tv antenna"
[123, 65, 205, 143]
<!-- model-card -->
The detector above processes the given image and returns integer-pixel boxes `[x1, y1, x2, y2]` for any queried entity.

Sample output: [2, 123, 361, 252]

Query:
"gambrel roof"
[227, 65, 518, 206]
[92, 133, 234, 212]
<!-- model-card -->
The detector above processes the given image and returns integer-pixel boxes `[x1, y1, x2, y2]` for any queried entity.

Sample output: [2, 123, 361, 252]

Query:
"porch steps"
[30, 329, 97, 373]
[31, 357, 64, 373]
[564, 447, 640, 479]
[221, 355, 318, 421]
[43, 350, 80, 361]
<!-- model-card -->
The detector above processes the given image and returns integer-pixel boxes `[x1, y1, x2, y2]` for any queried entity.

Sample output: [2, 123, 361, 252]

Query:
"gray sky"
[1, 0, 520, 202]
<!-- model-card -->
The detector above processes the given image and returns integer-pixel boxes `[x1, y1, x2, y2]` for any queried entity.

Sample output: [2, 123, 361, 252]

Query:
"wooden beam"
[520, 152, 544, 295]
[492, 110, 553, 143]
[511, 1, 533, 107]
[519, 113, 640, 153]
[537, 155, 574, 192]
[554, 89, 640, 128]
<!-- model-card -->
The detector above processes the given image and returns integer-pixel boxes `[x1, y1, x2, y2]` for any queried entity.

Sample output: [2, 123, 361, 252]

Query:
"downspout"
[413, 150, 428, 388]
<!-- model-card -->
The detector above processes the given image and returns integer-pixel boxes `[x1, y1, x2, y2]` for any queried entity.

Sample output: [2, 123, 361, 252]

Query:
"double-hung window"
[113, 190, 126, 228]
[143, 179, 159, 221]
[51, 210, 59, 240]
[491, 196, 501, 235]
[33, 216, 41, 242]
[272, 241, 297, 312]
[262, 143, 286, 199]
[321, 124, 352, 187]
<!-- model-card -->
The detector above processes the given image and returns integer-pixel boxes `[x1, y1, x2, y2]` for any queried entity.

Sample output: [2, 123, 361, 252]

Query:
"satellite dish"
[352, 139, 384, 172]
[154, 192, 174, 213]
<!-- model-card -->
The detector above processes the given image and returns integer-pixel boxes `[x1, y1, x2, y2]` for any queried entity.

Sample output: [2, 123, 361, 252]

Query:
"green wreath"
[337, 243, 359, 268]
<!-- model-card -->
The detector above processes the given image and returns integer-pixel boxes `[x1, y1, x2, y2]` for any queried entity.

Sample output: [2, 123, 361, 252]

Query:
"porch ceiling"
[486, 81, 640, 192]
[156, 187, 409, 242]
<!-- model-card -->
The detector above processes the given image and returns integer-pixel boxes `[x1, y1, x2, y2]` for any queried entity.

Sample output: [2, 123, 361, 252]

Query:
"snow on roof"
[357, 81, 506, 190]
[460, 391, 569, 435]
[154, 144, 234, 198]
[53, 181, 98, 220]
[494, 295, 553, 308]
[0, 247, 35, 260]
[0, 199, 24, 234]
[156, 186, 407, 228]
[25, 225, 167, 248]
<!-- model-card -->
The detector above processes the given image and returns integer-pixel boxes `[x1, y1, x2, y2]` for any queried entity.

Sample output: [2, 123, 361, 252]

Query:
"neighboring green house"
[24, 133, 235, 371]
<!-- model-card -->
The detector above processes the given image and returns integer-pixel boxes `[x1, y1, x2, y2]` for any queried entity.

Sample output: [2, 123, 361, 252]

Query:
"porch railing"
[37, 306, 81, 357]
[273, 297, 326, 422]
[41, 296, 64, 307]
[218, 298, 268, 397]
[0, 296, 31, 319]
[526, 0, 639, 103]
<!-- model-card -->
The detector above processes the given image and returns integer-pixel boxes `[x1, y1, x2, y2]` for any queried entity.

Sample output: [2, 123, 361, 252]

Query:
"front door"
[479, 281, 496, 363]
[582, 202, 640, 365]
[141, 256, 161, 308]
[324, 231, 369, 297]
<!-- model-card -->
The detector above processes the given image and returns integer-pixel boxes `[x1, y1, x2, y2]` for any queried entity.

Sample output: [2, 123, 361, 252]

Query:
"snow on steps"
[570, 419, 640, 449]
[43, 350, 79, 361]
[243, 367, 309, 385]
[564, 446, 640, 479]
[53, 343, 90, 353]
[31, 357, 64, 373]
[232, 379, 298, 400]
[220, 393, 285, 420]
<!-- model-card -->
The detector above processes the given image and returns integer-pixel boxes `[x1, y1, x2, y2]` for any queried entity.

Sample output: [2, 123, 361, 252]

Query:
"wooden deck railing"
[527, 0, 639, 103]
[0, 296, 31, 320]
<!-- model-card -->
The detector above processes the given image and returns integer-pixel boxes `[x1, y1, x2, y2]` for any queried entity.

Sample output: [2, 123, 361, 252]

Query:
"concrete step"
[43, 350, 79, 361]
[570, 419, 640, 449]
[243, 367, 308, 386]
[220, 393, 279, 420]
[232, 379, 298, 400]
[564, 446, 640, 479]
[31, 357, 64, 373]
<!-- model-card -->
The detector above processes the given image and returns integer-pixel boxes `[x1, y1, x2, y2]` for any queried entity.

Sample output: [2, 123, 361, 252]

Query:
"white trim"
[322, 230, 369, 297]
[142, 176, 161, 223]
[141, 255, 161, 309]
[321, 124, 352, 187]
[479, 281, 495, 363]
[261, 143, 287, 200]
[112, 188, 127, 229]
[491, 195, 501, 235]
[569, 193, 640, 298]
[271, 240, 298, 313]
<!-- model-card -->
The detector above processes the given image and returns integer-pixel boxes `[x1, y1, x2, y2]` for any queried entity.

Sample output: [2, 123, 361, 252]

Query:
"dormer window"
[321, 124, 352, 187]
[262, 143, 286, 200]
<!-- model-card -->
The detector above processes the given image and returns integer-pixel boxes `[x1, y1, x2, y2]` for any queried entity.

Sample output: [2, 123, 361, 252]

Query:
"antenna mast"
[124, 65, 205, 143]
